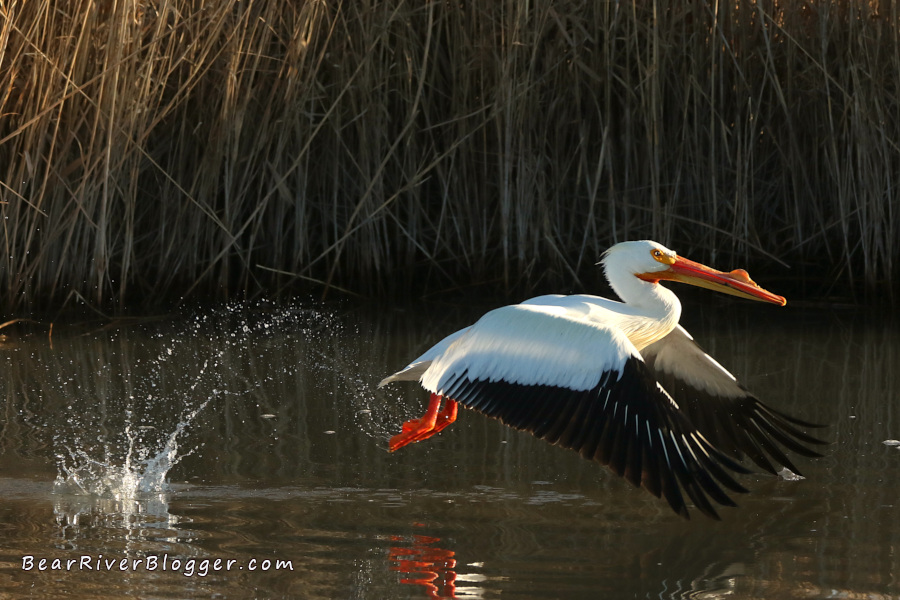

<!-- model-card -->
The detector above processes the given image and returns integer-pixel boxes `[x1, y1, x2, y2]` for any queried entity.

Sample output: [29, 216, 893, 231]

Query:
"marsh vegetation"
[1, 0, 897, 312]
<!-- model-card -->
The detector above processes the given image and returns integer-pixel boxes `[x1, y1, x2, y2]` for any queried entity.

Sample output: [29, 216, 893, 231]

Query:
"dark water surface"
[0, 299, 897, 599]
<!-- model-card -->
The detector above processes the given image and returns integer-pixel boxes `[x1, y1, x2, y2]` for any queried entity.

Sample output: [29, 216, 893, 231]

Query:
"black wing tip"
[443, 369, 766, 521]
[663, 491, 736, 521]
[766, 405, 829, 430]
[687, 394, 828, 478]
[758, 404, 830, 442]
[666, 409, 825, 518]
[750, 404, 830, 473]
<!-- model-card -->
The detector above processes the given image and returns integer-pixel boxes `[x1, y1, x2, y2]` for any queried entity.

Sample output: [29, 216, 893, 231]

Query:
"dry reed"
[0, 0, 898, 312]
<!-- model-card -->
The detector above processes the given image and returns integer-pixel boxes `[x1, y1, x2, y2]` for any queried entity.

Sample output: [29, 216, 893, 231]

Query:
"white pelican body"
[380, 240, 824, 519]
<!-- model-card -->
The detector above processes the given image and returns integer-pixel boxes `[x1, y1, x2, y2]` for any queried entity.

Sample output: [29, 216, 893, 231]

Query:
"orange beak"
[640, 256, 787, 306]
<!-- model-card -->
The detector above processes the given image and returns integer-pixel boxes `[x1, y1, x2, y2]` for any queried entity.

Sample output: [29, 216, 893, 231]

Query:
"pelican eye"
[650, 248, 676, 265]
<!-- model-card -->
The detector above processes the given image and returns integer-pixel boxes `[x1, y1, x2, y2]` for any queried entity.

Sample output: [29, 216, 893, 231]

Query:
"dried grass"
[0, 0, 897, 312]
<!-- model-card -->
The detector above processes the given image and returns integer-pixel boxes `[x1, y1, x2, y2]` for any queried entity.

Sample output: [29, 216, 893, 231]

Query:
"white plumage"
[380, 240, 824, 519]
[423, 303, 635, 393]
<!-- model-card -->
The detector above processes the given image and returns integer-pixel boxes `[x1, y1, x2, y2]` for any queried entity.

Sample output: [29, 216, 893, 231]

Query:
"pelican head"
[601, 240, 786, 306]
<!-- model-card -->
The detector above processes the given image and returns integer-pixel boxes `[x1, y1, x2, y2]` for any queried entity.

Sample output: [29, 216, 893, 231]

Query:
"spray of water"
[48, 301, 311, 527]
[54, 388, 218, 500]
[47, 299, 397, 533]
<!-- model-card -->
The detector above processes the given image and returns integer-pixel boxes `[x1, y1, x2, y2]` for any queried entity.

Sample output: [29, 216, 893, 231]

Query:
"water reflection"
[389, 528, 458, 598]
[0, 300, 896, 598]
[53, 491, 176, 538]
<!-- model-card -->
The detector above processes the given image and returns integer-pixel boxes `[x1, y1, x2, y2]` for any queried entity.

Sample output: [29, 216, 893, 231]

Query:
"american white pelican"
[380, 240, 824, 519]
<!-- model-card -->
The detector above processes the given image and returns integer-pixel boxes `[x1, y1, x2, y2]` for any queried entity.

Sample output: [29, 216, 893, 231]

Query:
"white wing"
[378, 327, 470, 387]
[387, 303, 749, 519]
[422, 303, 635, 393]
[641, 325, 744, 398]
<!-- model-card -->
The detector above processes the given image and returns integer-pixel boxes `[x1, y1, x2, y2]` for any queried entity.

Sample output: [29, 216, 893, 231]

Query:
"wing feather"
[414, 305, 749, 519]
[641, 325, 826, 475]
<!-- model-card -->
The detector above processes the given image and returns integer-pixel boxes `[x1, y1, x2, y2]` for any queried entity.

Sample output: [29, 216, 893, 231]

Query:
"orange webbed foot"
[389, 395, 458, 452]
[430, 400, 458, 435]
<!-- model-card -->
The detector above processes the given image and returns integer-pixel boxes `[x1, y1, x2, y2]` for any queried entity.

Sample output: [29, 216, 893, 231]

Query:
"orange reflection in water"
[389, 528, 457, 599]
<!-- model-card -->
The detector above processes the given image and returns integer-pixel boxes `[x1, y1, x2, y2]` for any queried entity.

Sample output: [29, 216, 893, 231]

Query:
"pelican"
[379, 240, 825, 519]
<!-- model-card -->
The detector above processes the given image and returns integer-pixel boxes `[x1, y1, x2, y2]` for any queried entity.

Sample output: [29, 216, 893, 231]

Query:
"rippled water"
[0, 298, 897, 598]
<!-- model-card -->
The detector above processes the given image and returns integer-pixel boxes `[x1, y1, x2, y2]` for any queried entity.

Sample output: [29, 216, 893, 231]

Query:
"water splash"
[46, 300, 358, 534]
[52, 341, 224, 499]
[47, 302, 300, 533]
[54, 390, 216, 501]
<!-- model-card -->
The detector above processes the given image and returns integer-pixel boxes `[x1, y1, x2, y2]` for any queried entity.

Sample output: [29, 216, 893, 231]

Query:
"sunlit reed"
[0, 0, 897, 312]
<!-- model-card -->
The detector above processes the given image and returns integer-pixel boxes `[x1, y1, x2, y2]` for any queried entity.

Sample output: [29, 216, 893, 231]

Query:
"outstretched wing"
[641, 325, 826, 475]
[419, 304, 750, 520]
[379, 327, 470, 387]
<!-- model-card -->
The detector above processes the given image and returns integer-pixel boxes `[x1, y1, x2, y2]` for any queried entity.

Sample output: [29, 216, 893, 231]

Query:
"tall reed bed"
[0, 0, 897, 312]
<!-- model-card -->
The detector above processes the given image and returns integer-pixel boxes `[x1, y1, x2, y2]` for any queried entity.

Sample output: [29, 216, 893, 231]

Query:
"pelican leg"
[431, 399, 458, 435]
[389, 394, 458, 452]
